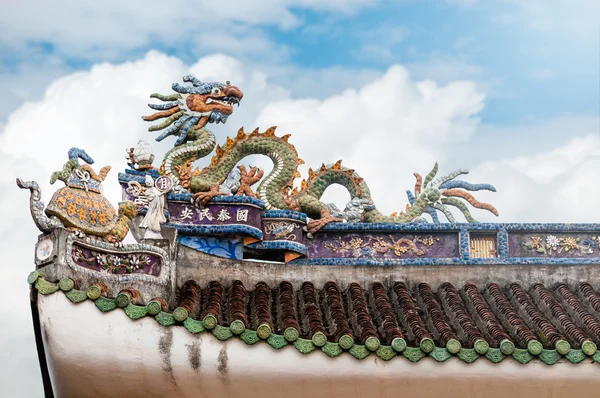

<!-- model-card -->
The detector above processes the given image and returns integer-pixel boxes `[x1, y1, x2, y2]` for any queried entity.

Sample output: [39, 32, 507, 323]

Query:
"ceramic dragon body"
[145, 76, 498, 232]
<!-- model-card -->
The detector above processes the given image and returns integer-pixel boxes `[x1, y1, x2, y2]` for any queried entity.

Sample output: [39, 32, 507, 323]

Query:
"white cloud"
[406, 57, 487, 86]
[469, 135, 600, 223]
[494, 0, 600, 54]
[507, 135, 599, 184]
[256, 65, 485, 211]
[401, 55, 506, 102]
[507, 0, 600, 35]
[0, 48, 75, 122]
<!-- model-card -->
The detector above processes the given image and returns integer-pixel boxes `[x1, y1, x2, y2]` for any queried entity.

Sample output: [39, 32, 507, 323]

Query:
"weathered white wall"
[39, 293, 600, 398]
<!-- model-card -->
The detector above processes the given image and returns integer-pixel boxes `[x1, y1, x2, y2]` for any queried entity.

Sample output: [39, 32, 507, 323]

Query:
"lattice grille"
[470, 236, 497, 258]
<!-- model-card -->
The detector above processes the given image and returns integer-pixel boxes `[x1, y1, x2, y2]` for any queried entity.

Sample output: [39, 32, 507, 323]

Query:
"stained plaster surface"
[39, 293, 600, 398]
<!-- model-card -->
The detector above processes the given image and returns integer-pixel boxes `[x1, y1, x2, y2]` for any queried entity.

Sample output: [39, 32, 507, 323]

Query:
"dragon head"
[145, 75, 244, 146]
[173, 76, 243, 124]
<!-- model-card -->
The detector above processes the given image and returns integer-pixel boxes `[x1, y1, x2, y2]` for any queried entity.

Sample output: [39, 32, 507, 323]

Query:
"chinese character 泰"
[236, 209, 249, 222]
[217, 208, 231, 222]
[199, 208, 214, 221]
[179, 207, 193, 221]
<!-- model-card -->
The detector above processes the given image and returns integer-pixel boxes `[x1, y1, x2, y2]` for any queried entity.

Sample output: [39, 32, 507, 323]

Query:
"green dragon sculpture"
[144, 75, 498, 234]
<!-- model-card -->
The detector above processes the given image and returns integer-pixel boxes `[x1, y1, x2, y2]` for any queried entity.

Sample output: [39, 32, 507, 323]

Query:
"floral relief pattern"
[71, 245, 157, 274]
[522, 235, 599, 256]
[323, 235, 440, 258]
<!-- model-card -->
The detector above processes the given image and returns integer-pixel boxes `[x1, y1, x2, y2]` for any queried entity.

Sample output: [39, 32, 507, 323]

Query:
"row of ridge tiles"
[160, 280, 600, 352]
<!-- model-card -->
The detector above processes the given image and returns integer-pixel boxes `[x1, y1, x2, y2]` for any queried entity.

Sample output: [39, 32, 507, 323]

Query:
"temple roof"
[31, 272, 600, 365]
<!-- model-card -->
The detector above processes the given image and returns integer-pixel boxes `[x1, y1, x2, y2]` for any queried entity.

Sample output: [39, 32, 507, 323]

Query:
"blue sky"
[282, 2, 598, 125]
[0, 2, 599, 395]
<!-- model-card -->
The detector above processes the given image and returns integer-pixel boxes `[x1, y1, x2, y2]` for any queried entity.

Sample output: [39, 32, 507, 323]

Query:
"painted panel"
[178, 235, 243, 259]
[509, 233, 600, 258]
[307, 233, 459, 259]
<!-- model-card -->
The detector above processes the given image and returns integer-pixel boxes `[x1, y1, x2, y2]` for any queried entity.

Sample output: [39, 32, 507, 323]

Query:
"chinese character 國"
[236, 209, 249, 222]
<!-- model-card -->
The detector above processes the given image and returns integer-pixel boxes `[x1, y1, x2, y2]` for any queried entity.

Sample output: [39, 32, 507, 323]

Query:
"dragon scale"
[189, 128, 301, 210]
[145, 76, 499, 227]
[160, 128, 216, 188]
[293, 163, 435, 222]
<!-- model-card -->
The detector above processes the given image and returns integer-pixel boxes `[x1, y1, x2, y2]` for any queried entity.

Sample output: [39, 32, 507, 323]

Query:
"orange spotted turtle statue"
[17, 148, 137, 244]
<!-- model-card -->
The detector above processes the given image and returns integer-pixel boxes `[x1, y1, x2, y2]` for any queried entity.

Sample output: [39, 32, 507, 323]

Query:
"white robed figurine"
[140, 175, 173, 239]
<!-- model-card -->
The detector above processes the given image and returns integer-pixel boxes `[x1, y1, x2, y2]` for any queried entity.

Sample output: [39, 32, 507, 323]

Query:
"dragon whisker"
[430, 168, 469, 188]
[413, 173, 423, 195]
[423, 162, 439, 188]
[441, 197, 477, 223]
[155, 115, 192, 142]
[432, 202, 456, 223]
[442, 189, 499, 216]
[150, 92, 182, 101]
[148, 111, 184, 132]
[142, 106, 180, 122]
[439, 180, 497, 192]
[175, 117, 200, 146]
[406, 190, 416, 204]
[147, 101, 182, 110]
[424, 206, 440, 224]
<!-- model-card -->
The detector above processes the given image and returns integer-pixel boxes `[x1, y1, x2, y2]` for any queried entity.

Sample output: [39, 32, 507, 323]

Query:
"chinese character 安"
[179, 207, 193, 221]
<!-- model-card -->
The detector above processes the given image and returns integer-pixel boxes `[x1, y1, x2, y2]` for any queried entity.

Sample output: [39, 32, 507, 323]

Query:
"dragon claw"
[306, 208, 344, 237]
[234, 165, 263, 198]
[191, 184, 228, 208]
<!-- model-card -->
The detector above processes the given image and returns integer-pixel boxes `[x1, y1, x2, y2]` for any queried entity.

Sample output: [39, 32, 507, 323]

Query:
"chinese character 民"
[236, 209, 249, 222]
[179, 207, 193, 221]
[199, 208, 214, 221]
[217, 208, 231, 222]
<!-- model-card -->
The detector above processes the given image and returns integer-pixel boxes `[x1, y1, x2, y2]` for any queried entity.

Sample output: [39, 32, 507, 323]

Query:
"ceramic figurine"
[139, 175, 173, 239]
[126, 140, 156, 170]
[17, 148, 137, 244]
